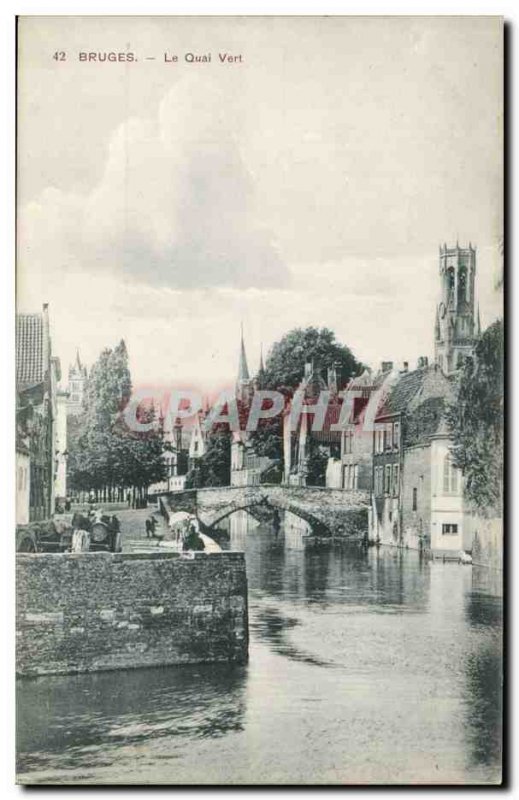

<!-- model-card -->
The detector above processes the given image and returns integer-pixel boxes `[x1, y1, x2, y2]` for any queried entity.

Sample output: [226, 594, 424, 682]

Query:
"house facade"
[16, 304, 60, 522]
[327, 366, 392, 491]
[368, 362, 462, 553]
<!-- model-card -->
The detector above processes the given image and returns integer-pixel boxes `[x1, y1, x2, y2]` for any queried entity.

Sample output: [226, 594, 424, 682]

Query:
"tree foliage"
[262, 326, 362, 391]
[251, 326, 362, 466]
[447, 319, 504, 515]
[305, 439, 329, 486]
[67, 340, 166, 497]
[185, 431, 231, 489]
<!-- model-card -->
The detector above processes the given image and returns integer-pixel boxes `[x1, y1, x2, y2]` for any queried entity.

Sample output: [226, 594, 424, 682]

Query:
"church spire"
[258, 343, 265, 374]
[237, 323, 250, 382]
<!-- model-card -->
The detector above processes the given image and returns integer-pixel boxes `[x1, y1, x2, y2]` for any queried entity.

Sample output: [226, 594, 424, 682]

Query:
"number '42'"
[53, 51, 66, 61]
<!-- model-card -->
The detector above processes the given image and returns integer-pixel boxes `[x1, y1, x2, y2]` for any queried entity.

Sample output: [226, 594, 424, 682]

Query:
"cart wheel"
[16, 531, 38, 552]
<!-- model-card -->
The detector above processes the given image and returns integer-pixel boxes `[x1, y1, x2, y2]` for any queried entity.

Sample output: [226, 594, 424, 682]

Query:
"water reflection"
[463, 587, 503, 773]
[17, 662, 247, 775]
[17, 511, 502, 785]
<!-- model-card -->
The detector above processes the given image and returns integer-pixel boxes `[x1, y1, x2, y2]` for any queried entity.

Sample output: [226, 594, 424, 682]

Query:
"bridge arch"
[204, 495, 330, 536]
[158, 484, 370, 540]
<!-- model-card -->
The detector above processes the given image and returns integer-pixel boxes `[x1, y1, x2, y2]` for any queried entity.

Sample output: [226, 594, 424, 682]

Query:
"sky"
[16, 15, 503, 392]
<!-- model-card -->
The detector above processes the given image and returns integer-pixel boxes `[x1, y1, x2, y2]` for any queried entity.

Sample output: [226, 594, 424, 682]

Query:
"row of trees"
[67, 340, 167, 502]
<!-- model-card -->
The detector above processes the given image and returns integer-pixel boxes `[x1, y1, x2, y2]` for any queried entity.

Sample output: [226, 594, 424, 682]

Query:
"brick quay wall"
[16, 551, 248, 677]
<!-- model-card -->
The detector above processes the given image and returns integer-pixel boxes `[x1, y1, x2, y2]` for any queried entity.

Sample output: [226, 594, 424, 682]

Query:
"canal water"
[17, 517, 502, 785]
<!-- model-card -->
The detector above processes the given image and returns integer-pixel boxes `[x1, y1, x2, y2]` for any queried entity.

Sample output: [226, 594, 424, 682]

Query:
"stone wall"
[17, 550, 248, 677]
[401, 444, 431, 550]
[464, 513, 503, 572]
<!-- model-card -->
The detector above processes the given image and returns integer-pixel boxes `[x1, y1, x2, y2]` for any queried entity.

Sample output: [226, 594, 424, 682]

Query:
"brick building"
[368, 361, 462, 552]
[327, 366, 392, 491]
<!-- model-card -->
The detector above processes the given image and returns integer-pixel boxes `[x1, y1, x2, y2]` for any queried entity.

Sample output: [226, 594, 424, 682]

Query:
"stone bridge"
[157, 484, 370, 538]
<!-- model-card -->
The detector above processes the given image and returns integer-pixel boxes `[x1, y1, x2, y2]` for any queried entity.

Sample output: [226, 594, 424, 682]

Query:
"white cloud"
[18, 75, 289, 293]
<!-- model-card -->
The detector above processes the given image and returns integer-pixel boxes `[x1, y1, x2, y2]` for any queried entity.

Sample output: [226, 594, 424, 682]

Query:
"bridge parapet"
[159, 484, 369, 539]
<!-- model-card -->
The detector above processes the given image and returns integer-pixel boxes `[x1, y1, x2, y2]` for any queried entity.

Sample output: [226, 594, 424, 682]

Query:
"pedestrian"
[145, 515, 158, 539]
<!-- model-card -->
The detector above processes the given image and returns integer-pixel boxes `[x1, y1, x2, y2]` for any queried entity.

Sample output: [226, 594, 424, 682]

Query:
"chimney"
[401, 361, 409, 373]
[381, 361, 394, 373]
[417, 356, 429, 369]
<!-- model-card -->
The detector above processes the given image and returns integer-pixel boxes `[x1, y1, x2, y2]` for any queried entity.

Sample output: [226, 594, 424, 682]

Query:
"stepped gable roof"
[345, 368, 387, 424]
[16, 313, 45, 391]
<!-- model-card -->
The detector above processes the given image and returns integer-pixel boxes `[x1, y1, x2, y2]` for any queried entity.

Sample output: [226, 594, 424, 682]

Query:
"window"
[393, 421, 400, 449]
[384, 424, 392, 451]
[384, 465, 391, 495]
[392, 465, 399, 497]
[442, 523, 458, 535]
[374, 427, 383, 454]
[412, 487, 418, 511]
[344, 429, 353, 455]
[376, 466, 383, 495]
[443, 454, 459, 494]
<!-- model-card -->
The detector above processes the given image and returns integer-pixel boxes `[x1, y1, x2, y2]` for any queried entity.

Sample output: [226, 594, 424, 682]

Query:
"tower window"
[447, 268, 455, 290]
[458, 268, 467, 304]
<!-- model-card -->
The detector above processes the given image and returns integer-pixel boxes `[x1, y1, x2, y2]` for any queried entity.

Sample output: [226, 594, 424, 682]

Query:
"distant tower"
[67, 350, 87, 415]
[254, 344, 266, 390]
[236, 324, 253, 402]
[435, 243, 477, 374]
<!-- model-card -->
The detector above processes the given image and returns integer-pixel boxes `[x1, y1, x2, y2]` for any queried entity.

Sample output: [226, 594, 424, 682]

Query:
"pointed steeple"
[237, 323, 250, 382]
[258, 343, 265, 374]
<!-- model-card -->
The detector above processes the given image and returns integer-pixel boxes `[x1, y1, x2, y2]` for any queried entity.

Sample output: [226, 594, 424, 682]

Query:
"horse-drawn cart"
[16, 511, 122, 554]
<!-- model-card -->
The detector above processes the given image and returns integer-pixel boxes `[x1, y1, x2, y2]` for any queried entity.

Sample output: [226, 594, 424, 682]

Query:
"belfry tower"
[434, 242, 480, 374]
